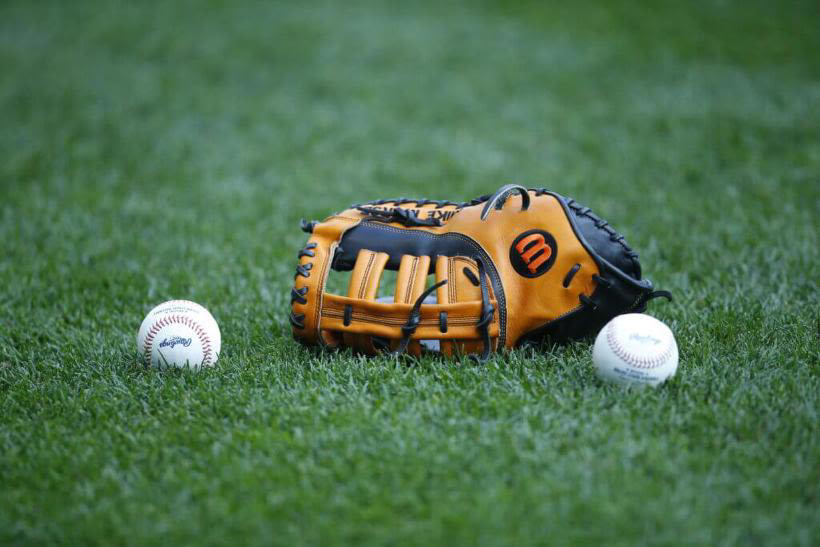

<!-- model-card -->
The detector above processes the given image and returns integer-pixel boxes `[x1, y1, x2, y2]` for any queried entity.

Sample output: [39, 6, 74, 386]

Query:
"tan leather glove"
[290, 184, 670, 359]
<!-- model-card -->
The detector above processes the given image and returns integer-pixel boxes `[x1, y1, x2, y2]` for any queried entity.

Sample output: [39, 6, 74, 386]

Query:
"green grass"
[1, 0, 818, 544]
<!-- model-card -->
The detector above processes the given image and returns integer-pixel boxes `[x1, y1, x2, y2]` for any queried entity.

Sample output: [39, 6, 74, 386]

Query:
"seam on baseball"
[606, 320, 672, 369]
[142, 314, 213, 368]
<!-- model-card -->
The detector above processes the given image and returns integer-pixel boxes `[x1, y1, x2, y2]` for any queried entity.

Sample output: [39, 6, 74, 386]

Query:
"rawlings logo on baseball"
[159, 336, 193, 349]
[137, 300, 222, 370]
[629, 333, 662, 346]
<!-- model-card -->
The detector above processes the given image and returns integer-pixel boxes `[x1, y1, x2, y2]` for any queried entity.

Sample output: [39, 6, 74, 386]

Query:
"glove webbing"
[319, 250, 499, 357]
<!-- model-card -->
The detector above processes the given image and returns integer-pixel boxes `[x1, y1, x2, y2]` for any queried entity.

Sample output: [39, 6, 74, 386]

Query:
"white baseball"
[592, 314, 678, 387]
[137, 300, 221, 370]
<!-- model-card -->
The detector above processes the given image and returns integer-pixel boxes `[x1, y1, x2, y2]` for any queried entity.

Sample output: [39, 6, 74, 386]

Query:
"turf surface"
[1, 1, 818, 545]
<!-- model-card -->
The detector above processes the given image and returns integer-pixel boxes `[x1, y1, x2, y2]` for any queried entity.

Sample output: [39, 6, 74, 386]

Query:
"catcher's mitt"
[290, 184, 670, 359]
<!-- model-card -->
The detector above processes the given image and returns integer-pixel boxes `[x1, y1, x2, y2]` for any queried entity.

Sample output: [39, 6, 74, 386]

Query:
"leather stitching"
[314, 243, 335, 344]
[448, 259, 456, 303]
[358, 252, 376, 299]
[404, 257, 417, 304]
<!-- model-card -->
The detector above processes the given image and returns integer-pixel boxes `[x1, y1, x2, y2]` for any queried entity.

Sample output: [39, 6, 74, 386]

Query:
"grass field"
[1, 0, 818, 545]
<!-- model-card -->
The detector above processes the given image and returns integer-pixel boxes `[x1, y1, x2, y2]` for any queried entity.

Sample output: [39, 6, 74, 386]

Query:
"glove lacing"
[388, 258, 494, 361]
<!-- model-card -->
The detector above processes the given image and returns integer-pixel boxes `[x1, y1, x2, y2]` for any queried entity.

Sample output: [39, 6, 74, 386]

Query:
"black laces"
[291, 286, 308, 305]
[389, 260, 495, 361]
[291, 241, 318, 330]
[391, 280, 448, 356]
[300, 219, 317, 233]
[591, 273, 612, 288]
[356, 206, 443, 227]
[298, 242, 317, 258]
[644, 290, 673, 303]
[295, 262, 313, 278]
[479, 184, 531, 220]
[472, 258, 495, 362]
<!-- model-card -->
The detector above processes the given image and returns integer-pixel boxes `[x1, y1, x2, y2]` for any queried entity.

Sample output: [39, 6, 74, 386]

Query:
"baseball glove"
[290, 184, 670, 360]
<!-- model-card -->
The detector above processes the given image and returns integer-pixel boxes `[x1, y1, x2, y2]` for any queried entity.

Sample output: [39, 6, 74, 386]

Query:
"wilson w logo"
[510, 230, 557, 278]
[516, 234, 552, 272]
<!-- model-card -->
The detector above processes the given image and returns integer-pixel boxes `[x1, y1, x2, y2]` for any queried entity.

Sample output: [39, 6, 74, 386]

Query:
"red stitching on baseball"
[606, 320, 672, 370]
[143, 314, 214, 368]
